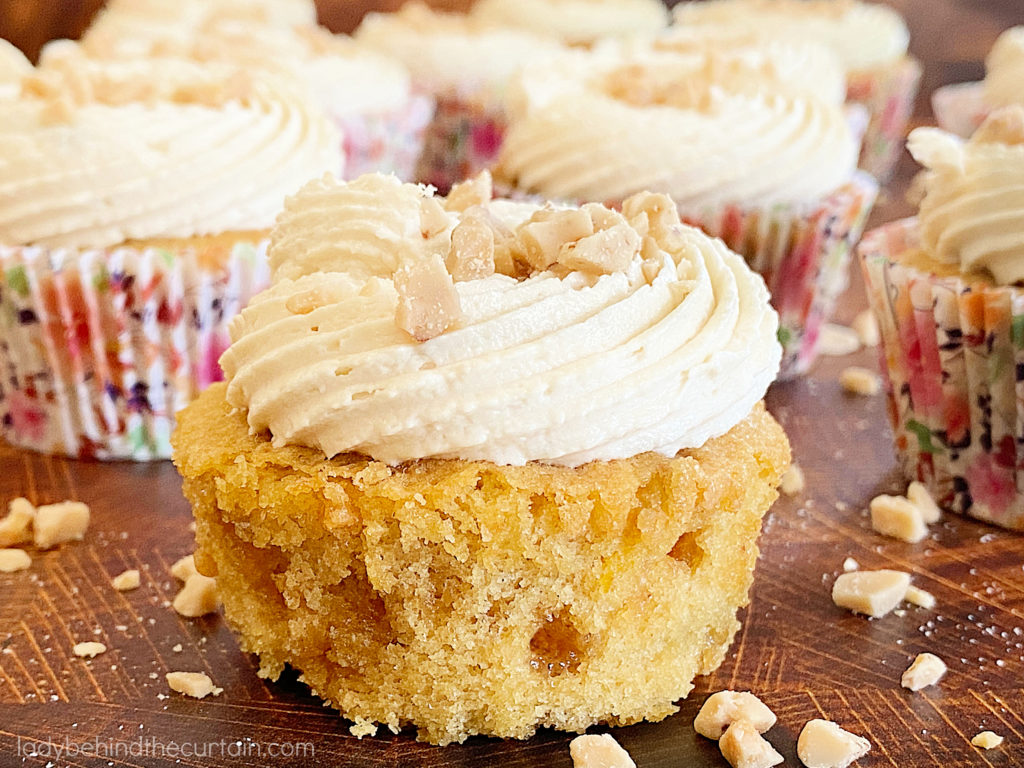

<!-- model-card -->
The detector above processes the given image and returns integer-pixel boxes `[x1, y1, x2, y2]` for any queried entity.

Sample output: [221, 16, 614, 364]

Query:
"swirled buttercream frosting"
[471, 0, 669, 46]
[498, 47, 858, 209]
[673, 0, 909, 72]
[220, 173, 781, 467]
[908, 107, 1024, 285]
[983, 27, 1024, 110]
[0, 49, 342, 249]
[0, 39, 30, 99]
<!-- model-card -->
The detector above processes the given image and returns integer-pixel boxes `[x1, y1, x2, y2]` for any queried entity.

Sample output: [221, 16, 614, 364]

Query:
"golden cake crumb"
[901, 652, 947, 691]
[0, 497, 36, 547]
[73, 641, 107, 658]
[797, 719, 871, 768]
[172, 574, 220, 618]
[839, 366, 881, 396]
[349, 718, 379, 739]
[971, 731, 1004, 750]
[166, 671, 222, 699]
[694, 691, 776, 740]
[569, 734, 636, 768]
[870, 494, 927, 543]
[33, 501, 90, 549]
[0, 548, 31, 573]
[720, 720, 783, 768]
[832, 570, 911, 618]
[444, 170, 493, 212]
[112, 569, 141, 592]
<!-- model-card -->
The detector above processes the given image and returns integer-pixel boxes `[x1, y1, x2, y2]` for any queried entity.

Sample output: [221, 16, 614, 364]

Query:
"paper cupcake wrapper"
[931, 81, 989, 139]
[414, 95, 507, 194]
[846, 57, 923, 183]
[859, 219, 1024, 530]
[679, 171, 879, 378]
[0, 240, 269, 461]
[334, 93, 435, 182]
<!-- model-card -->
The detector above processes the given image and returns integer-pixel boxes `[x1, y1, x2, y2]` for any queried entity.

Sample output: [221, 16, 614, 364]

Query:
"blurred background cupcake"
[471, 0, 669, 47]
[859, 107, 1024, 531]
[76, 0, 431, 180]
[932, 26, 1023, 139]
[0, 48, 342, 460]
[672, 0, 921, 184]
[495, 43, 877, 376]
[355, 2, 564, 192]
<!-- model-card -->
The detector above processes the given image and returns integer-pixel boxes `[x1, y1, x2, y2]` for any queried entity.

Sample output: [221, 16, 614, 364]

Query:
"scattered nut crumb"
[694, 691, 777, 740]
[832, 569, 911, 618]
[349, 718, 378, 738]
[779, 463, 805, 496]
[904, 585, 936, 610]
[112, 569, 141, 592]
[33, 501, 90, 549]
[818, 323, 861, 356]
[971, 731, 1004, 750]
[72, 641, 107, 658]
[901, 652, 947, 691]
[172, 643, 183, 653]
[444, 170, 493, 212]
[720, 720, 783, 768]
[172, 574, 220, 618]
[797, 719, 871, 768]
[842, 557, 859, 573]
[0, 548, 32, 573]
[870, 493, 928, 543]
[0, 497, 36, 547]
[906, 481, 941, 524]
[839, 366, 881, 396]
[170, 554, 199, 581]
[569, 733, 635, 768]
[851, 310, 879, 347]
[166, 671, 222, 699]
[393, 252, 463, 342]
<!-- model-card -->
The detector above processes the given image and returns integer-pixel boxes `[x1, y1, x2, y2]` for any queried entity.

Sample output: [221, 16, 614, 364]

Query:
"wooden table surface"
[3, 2, 1024, 767]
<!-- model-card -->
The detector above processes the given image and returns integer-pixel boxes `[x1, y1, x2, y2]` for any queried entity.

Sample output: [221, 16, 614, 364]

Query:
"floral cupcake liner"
[334, 93, 435, 182]
[847, 56, 923, 183]
[931, 81, 989, 139]
[414, 94, 506, 194]
[0, 240, 270, 461]
[859, 218, 1024, 531]
[679, 171, 879, 378]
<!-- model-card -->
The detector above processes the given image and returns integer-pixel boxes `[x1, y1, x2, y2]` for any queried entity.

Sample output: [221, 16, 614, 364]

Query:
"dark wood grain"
[2, 1, 1024, 766]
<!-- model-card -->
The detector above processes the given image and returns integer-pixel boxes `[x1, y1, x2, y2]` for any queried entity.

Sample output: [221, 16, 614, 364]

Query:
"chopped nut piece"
[907, 481, 941, 524]
[73, 641, 107, 658]
[904, 585, 936, 609]
[166, 671, 222, 699]
[832, 569, 911, 618]
[517, 208, 595, 271]
[172, 643, 183, 653]
[419, 195, 450, 238]
[557, 224, 641, 275]
[621, 191, 680, 237]
[851, 309, 879, 347]
[971, 731, 1004, 750]
[581, 202, 629, 232]
[779, 463, 805, 496]
[394, 252, 463, 342]
[444, 170, 493, 212]
[973, 105, 1024, 146]
[33, 501, 90, 549]
[720, 720, 784, 768]
[112, 569, 141, 592]
[0, 548, 31, 573]
[447, 212, 496, 281]
[171, 554, 199, 581]
[839, 366, 881, 396]
[797, 719, 871, 768]
[0, 497, 36, 547]
[842, 557, 859, 573]
[901, 652, 947, 691]
[568, 733, 636, 768]
[818, 323, 861, 356]
[870, 493, 928, 543]
[694, 691, 777, 740]
[172, 574, 220, 618]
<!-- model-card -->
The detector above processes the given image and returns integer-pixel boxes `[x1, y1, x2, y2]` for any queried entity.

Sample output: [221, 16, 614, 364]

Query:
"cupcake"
[859, 107, 1024, 531]
[355, 2, 564, 193]
[932, 26, 1024, 139]
[673, 0, 921, 183]
[77, 2, 431, 180]
[496, 45, 878, 376]
[471, 0, 669, 47]
[0, 50, 341, 459]
[172, 172, 791, 744]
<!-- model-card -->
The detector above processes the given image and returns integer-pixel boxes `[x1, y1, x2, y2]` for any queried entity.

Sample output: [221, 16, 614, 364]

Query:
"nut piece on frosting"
[694, 690, 777, 740]
[447, 212, 497, 281]
[971, 104, 1024, 146]
[558, 224, 641, 275]
[445, 170, 493, 213]
[394, 252, 463, 342]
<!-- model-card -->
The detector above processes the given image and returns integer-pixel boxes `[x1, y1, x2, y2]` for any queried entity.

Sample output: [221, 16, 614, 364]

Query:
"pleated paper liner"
[846, 56, 922, 183]
[334, 93, 435, 182]
[0, 237, 269, 461]
[859, 218, 1024, 531]
[414, 93, 507, 194]
[931, 81, 990, 139]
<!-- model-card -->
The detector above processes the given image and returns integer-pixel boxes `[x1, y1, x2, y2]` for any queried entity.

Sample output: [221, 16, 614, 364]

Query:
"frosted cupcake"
[932, 26, 1024, 139]
[859, 107, 1024, 531]
[172, 173, 790, 744]
[496, 45, 877, 376]
[673, 0, 921, 182]
[472, 0, 669, 47]
[0, 51, 341, 459]
[355, 2, 563, 192]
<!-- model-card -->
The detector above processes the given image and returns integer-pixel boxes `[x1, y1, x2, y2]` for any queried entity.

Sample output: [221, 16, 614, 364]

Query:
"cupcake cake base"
[173, 384, 790, 744]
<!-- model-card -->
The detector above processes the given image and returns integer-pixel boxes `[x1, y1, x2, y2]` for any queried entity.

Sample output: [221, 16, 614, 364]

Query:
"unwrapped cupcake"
[472, 0, 669, 47]
[496, 44, 878, 376]
[859, 107, 1024, 531]
[172, 172, 791, 744]
[673, 0, 921, 183]
[355, 2, 564, 192]
[0, 49, 341, 459]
